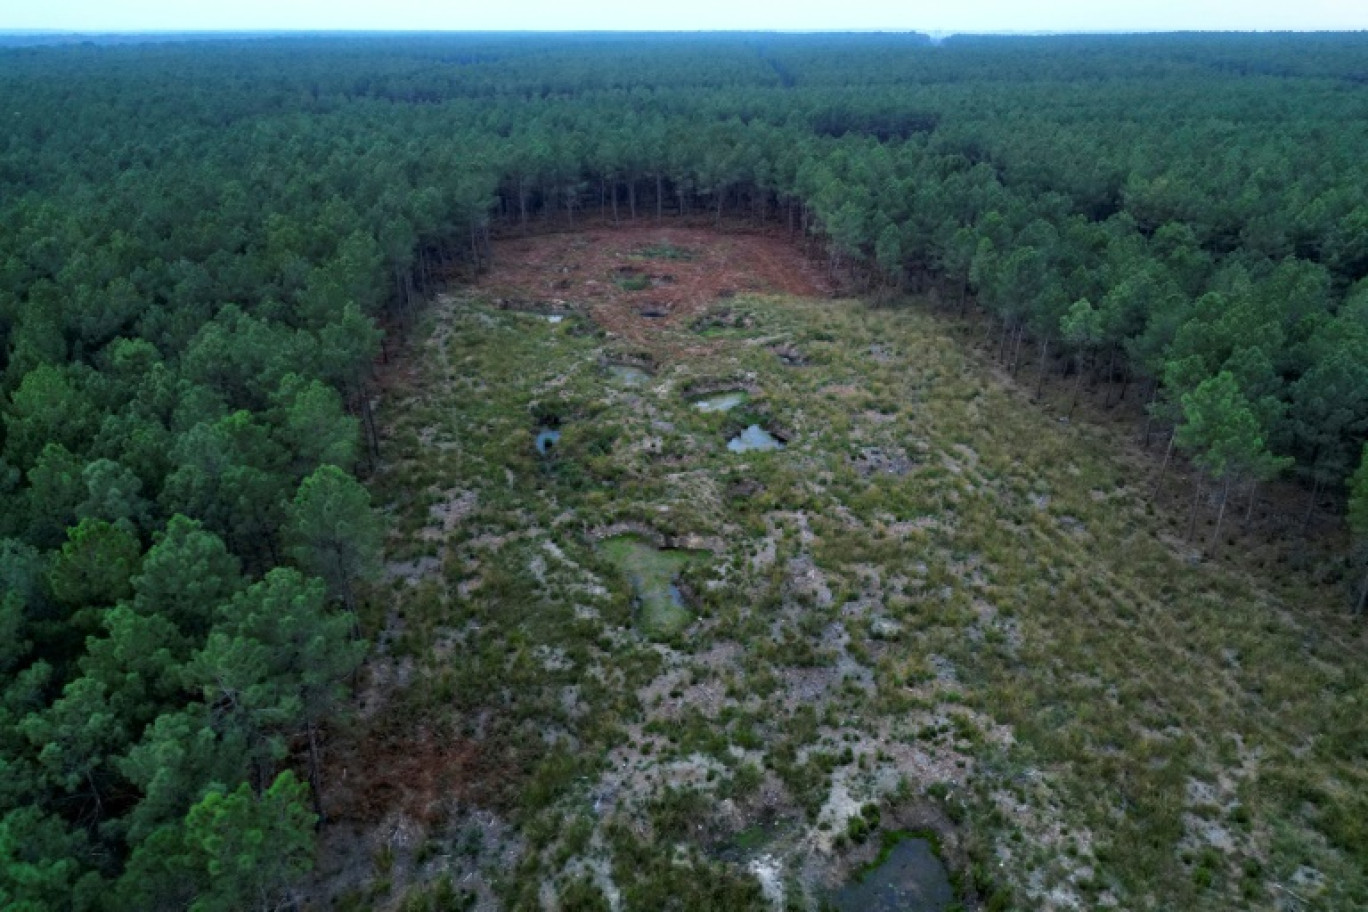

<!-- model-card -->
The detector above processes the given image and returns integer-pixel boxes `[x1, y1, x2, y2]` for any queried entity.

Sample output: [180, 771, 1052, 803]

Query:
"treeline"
[2, 31, 1368, 909]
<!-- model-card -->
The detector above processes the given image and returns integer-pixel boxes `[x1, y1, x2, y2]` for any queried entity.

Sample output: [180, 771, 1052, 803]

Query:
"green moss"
[599, 534, 699, 637]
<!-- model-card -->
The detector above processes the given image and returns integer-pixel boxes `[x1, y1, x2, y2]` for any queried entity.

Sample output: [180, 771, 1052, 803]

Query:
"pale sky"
[2, 0, 1365, 33]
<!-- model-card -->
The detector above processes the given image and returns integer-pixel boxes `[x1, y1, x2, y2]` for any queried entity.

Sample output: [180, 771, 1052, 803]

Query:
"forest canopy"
[1, 31, 1367, 910]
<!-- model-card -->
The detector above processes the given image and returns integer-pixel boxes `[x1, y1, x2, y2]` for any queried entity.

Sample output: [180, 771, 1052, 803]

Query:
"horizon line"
[4, 27, 1367, 36]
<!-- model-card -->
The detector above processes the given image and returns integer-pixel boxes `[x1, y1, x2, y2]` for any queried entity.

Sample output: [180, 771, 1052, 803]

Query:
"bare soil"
[478, 224, 833, 361]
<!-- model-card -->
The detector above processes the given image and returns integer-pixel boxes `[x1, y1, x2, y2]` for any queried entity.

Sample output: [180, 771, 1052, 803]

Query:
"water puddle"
[693, 391, 748, 412]
[503, 306, 567, 324]
[598, 534, 696, 637]
[535, 427, 562, 455]
[728, 425, 785, 453]
[608, 364, 651, 385]
[829, 836, 954, 912]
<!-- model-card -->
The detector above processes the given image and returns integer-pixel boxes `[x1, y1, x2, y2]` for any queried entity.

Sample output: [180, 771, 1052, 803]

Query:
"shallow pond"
[608, 364, 650, 385]
[727, 424, 784, 453]
[829, 837, 954, 912]
[598, 534, 694, 636]
[693, 391, 748, 412]
[535, 427, 562, 455]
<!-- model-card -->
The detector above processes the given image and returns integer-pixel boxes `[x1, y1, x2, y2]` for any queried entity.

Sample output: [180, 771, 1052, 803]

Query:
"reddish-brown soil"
[322, 725, 483, 826]
[478, 223, 833, 360]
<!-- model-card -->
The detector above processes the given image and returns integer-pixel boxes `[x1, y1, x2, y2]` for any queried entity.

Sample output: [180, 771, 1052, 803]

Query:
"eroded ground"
[313, 227, 1368, 912]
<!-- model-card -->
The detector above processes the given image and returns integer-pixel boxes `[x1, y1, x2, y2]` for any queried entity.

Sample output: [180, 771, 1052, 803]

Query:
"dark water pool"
[829, 837, 954, 912]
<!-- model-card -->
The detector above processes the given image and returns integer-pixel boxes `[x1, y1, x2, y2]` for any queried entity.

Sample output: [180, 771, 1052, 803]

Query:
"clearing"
[315, 226, 1367, 912]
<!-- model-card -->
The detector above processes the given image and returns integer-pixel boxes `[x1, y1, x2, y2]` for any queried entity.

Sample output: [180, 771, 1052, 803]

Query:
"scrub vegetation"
[348, 229, 1366, 911]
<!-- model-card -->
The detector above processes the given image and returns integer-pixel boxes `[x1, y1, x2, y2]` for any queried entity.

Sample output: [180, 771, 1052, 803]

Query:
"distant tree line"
[1, 31, 1367, 909]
